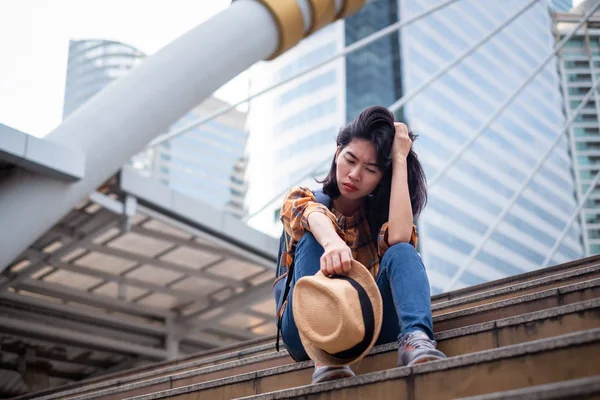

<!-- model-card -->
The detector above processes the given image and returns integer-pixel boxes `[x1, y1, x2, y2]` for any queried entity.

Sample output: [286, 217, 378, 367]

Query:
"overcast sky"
[0, 0, 587, 138]
[0, 0, 250, 137]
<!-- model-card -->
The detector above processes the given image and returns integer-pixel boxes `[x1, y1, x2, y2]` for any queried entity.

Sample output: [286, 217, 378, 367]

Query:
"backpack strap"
[312, 188, 331, 209]
[275, 230, 294, 352]
[275, 188, 331, 352]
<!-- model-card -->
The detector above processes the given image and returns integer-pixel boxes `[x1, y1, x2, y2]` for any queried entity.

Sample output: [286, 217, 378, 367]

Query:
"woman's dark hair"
[319, 106, 427, 241]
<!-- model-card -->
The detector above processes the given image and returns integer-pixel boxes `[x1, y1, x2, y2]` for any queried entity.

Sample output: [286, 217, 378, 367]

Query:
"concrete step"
[29, 341, 284, 400]
[433, 277, 600, 332]
[228, 329, 600, 400]
[10, 335, 277, 400]
[431, 255, 600, 304]
[21, 258, 600, 400]
[432, 261, 600, 314]
[60, 296, 600, 400]
[455, 376, 600, 399]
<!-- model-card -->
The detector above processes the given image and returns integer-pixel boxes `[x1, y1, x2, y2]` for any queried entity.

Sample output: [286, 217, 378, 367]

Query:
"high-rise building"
[345, 0, 402, 122]
[62, 39, 249, 217]
[555, 1, 600, 257]
[400, 0, 583, 292]
[63, 40, 145, 119]
[245, 0, 401, 235]
[551, 0, 573, 12]
[153, 98, 249, 218]
[246, 0, 584, 291]
[245, 23, 347, 234]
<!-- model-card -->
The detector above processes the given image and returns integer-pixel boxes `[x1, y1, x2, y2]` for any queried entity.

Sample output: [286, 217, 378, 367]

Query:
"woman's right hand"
[320, 238, 353, 276]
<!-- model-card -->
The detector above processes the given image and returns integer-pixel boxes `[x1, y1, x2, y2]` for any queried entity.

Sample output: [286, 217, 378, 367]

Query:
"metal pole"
[165, 317, 180, 360]
[0, 0, 367, 271]
[0, 315, 169, 360]
[0, 0, 278, 271]
[443, 75, 600, 292]
[557, 49, 591, 256]
[147, 0, 461, 149]
[541, 170, 600, 268]
[578, 20, 600, 256]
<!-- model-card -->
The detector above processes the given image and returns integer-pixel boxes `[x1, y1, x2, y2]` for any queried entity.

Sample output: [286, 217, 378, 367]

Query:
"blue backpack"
[274, 189, 330, 352]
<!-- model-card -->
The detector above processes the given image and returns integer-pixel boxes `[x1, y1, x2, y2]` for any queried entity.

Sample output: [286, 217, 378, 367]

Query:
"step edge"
[16, 336, 277, 400]
[454, 375, 600, 400]
[123, 328, 600, 400]
[58, 295, 600, 400]
[435, 277, 600, 322]
[29, 266, 600, 400]
[559, 277, 600, 294]
[433, 288, 560, 322]
[50, 352, 290, 400]
[33, 341, 281, 400]
[432, 263, 600, 311]
[432, 256, 600, 302]
[495, 297, 600, 329]
[437, 297, 600, 341]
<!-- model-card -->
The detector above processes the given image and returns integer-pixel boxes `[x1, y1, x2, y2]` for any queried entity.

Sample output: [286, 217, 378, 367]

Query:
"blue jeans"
[281, 232, 434, 362]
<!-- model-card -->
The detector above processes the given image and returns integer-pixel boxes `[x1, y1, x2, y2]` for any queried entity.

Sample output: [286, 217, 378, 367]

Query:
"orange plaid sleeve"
[377, 223, 418, 257]
[280, 186, 343, 241]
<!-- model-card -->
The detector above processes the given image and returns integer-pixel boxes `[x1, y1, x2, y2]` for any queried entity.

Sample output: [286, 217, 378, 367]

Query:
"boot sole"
[398, 355, 446, 367]
[312, 369, 356, 384]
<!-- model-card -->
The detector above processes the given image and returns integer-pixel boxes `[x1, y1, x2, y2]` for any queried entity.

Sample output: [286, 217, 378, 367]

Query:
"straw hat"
[292, 260, 383, 367]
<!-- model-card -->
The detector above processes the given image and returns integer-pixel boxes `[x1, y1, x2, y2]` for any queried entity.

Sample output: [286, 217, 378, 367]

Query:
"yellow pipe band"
[306, 0, 336, 36]
[253, 0, 367, 60]
[336, 0, 366, 19]
[255, 0, 306, 60]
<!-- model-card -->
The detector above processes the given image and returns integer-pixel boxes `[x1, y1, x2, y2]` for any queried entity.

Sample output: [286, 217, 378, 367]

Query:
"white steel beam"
[84, 242, 241, 288]
[148, 0, 461, 150]
[16, 278, 173, 319]
[0, 0, 328, 271]
[180, 280, 271, 326]
[0, 210, 120, 291]
[0, 315, 169, 360]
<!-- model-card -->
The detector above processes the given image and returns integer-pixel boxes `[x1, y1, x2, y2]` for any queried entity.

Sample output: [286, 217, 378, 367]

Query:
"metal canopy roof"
[0, 166, 278, 397]
[0, 123, 85, 182]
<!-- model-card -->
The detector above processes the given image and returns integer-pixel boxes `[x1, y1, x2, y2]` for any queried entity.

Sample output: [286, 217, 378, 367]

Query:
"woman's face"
[336, 139, 384, 200]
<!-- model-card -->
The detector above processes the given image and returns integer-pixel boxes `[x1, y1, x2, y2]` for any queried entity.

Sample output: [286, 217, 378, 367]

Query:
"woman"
[279, 106, 446, 383]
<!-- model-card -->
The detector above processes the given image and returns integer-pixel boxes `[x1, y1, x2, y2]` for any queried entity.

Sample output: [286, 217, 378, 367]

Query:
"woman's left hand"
[392, 122, 412, 163]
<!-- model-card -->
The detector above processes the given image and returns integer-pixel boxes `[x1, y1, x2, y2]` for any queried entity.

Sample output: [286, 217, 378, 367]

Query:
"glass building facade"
[345, 0, 402, 122]
[153, 98, 249, 218]
[245, 23, 347, 235]
[401, 0, 583, 292]
[63, 40, 145, 118]
[246, 0, 585, 292]
[551, 0, 573, 12]
[555, 3, 600, 257]
[63, 40, 249, 217]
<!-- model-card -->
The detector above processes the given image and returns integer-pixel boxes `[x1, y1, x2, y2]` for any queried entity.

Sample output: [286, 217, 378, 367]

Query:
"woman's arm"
[308, 212, 342, 249]
[308, 212, 353, 275]
[280, 187, 352, 276]
[388, 122, 415, 245]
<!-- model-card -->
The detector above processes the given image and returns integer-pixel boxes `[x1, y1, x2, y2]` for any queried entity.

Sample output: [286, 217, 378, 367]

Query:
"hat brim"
[296, 260, 383, 367]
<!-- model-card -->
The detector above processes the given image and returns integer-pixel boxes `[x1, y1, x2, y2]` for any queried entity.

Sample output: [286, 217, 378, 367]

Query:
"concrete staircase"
[13, 255, 600, 400]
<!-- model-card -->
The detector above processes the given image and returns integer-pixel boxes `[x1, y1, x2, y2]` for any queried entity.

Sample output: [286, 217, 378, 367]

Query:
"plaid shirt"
[280, 186, 418, 278]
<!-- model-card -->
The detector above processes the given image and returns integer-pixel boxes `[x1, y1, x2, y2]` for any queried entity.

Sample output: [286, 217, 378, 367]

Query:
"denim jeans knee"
[378, 241, 434, 340]
[381, 242, 421, 268]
